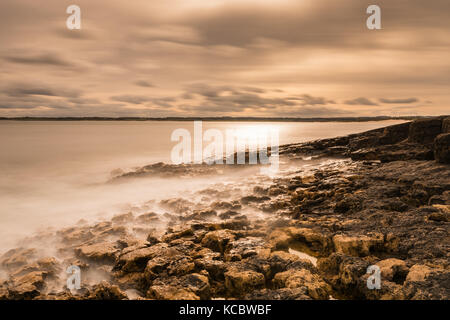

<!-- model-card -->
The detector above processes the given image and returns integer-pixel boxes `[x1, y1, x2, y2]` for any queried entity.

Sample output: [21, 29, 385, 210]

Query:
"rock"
[179, 273, 210, 300]
[272, 269, 330, 300]
[219, 215, 250, 230]
[194, 250, 227, 281]
[409, 119, 442, 144]
[75, 242, 119, 264]
[268, 229, 291, 250]
[428, 211, 449, 222]
[144, 254, 195, 280]
[267, 251, 316, 278]
[58, 228, 94, 244]
[11, 257, 61, 278]
[9, 271, 47, 300]
[402, 268, 449, 299]
[332, 234, 384, 257]
[112, 272, 147, 291]
[111, 212, 134, 224]
[379, 122, 410, 144]
[376, 258, 409, 283]
[114, 243, 172, 272]
[161, 227, 194, 243]
[334, 195, 362, 213]
[88, 281, 127, 300]
[442, 117, 450, 133]
[201, 230, 235, 254]
[0, 248, 37, 270]
[224, 269, 265, 297]
[406, 265, 432, 283]
[245, 287, 311, 300]
[135, 212, 159, 224]
[148, 285, 200, 300]
[225, 237, 265, 261]
[286, 227, 332, 254]
[434, 133, 450, 163]
[240, 196, 270, 205]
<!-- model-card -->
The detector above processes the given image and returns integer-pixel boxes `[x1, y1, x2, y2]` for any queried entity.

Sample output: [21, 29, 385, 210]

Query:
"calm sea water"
[0, 120, 405, 249]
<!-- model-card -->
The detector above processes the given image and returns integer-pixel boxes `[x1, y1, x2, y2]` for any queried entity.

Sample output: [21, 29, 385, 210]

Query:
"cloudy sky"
[0, 0, 449, 117]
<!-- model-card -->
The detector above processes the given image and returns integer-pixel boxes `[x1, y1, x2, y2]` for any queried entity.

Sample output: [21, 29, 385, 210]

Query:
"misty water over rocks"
[0, 120, 405, 249]
[0, 119, 448, 300]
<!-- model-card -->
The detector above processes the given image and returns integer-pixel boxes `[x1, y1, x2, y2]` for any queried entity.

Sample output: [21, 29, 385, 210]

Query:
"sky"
[0, 0, 449, 118]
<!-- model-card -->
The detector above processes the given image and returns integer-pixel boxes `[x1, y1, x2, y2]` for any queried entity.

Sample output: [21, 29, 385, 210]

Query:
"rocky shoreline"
[1, 117, 449, 300]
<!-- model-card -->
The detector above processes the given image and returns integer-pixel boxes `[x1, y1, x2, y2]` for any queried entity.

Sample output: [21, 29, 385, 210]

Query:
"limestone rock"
[434, 133, 450, 163]
[224, 269, 265, 296]
[272, 269, 330, 300]
[332, 234, 384, 257]
[409, 119, 442, 144]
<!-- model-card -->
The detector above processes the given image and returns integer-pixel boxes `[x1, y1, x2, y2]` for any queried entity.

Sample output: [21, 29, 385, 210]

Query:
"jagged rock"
[240, 196, 271, 205]
[376, 258, 409, 283]
[332, 234, 384, 257]
[405, 265, 432, 283]
[225, 237, 265, 261]
[286, 227, 332, 254]
[75, 242, 119, 264]
[162, 227, 194, 243]
[114, 243, 172, 272]
[409, 119, 443, 144]
[179, 273, 211, 300]
[111, 212, 134, 224]
[379, 122, 410, 144]
[442, 117, 450, 133]
[8, 271, 47, 300]
[11, 257, 60, 278]
[245, 287, 311, 300]
[135, 212, 159, 224]
[402, 268, 450, 299]
[224, 269, 265, 296]
[272, 269, 330, 300]
[201, 230, 235, 253]
[147, 285, 199, 300]
[88, 281, 127, 300]
[0, 248, 37, 270]
[144, 253, 195, 280]
[334, 195, 363, 213]
[194, 249, 227, 281]
[268, 229, 291, 250]
[434, 133, 450, 164]
[58, 227, 94, 244]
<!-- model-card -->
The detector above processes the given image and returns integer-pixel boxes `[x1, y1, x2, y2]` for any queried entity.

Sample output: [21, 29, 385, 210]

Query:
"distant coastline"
[0, 115, 446, 122]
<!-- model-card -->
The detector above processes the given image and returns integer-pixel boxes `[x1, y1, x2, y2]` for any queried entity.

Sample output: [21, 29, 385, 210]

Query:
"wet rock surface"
[0, 118, 448, 300]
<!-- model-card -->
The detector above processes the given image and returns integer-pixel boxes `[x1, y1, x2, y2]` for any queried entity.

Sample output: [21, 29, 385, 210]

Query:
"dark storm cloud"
[344, 97, 379, 106]
[379, 98, 419, 104]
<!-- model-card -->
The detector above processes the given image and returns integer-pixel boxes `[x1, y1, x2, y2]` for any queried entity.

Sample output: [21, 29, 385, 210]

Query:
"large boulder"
[224, 269, 265, 296]
[442, 117, 450, 133]
[74, 242, 119, 264]
[272, 269, 330, 300]
[434, 133, 450, 163]
[409, 119, 442, 144]
[332, 234, 384, 257]
[201, 230, 235, 254]
[379, 122, 410, 144]
[376, 258, 409, 283]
